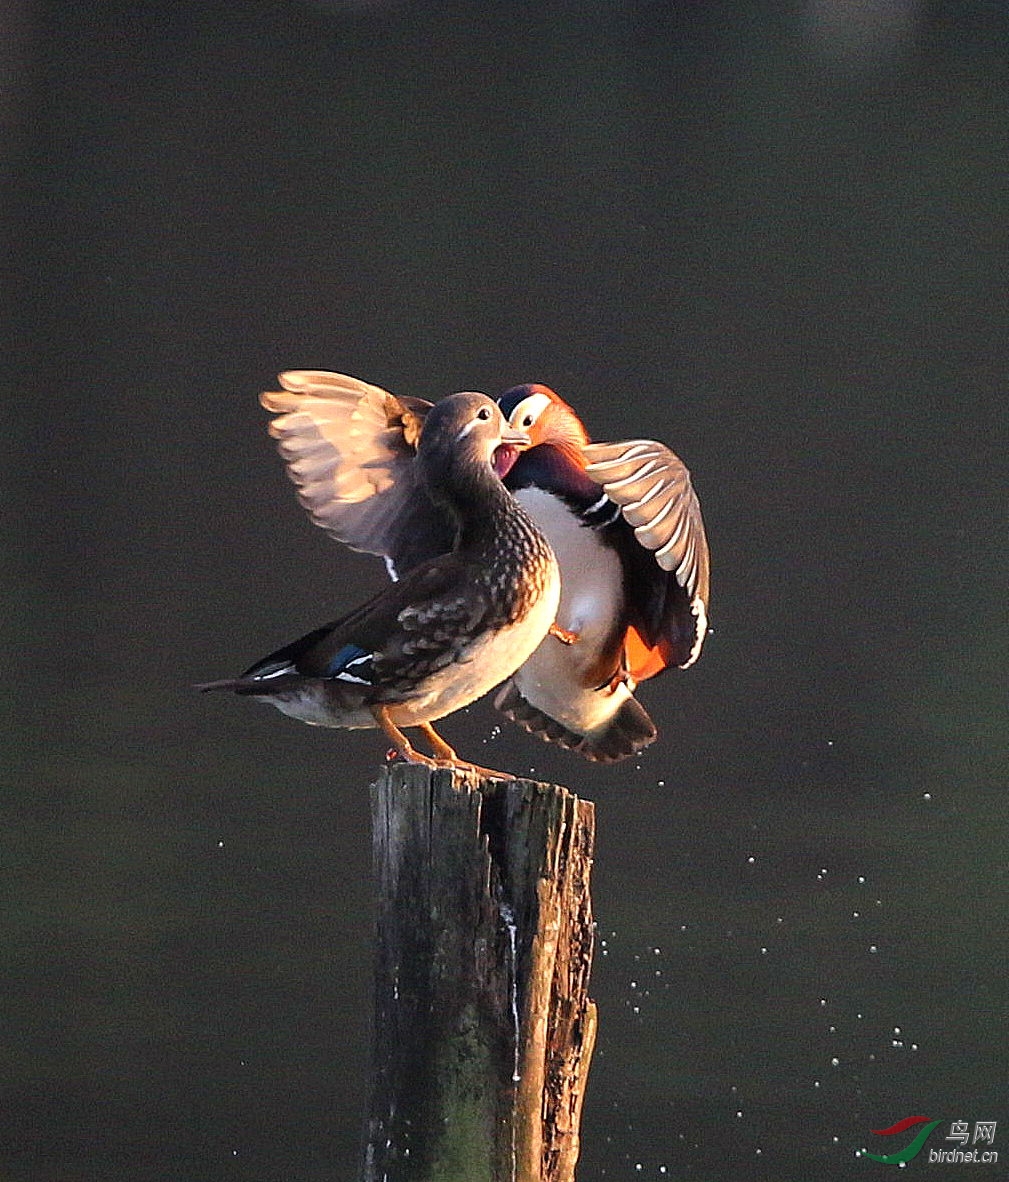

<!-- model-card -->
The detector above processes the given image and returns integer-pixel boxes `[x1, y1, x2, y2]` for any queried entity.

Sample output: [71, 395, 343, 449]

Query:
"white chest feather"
[514, 487, 624, 645]
[508, 486, 634, 736]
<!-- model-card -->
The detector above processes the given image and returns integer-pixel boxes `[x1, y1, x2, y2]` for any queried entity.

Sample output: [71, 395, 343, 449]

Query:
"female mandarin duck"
[200, 392, 561, 773]
[254, 371, 709, 763]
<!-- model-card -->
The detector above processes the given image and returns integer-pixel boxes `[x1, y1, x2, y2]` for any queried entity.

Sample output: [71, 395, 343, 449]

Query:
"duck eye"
[477, 406, 492, 420]
[522, 414, 534, 427]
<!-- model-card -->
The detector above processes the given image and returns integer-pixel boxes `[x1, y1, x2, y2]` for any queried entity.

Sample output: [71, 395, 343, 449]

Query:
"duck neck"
[442, 463, 524, 556]
[420, 455, 555, 621]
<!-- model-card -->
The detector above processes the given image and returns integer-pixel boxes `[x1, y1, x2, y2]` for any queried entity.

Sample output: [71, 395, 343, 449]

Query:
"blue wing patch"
[324, 643, 375, 684]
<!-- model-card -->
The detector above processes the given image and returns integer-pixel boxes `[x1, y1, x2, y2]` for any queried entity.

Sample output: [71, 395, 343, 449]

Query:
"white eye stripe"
[507, 392, 552, 428]
[456, 412, 494, 440]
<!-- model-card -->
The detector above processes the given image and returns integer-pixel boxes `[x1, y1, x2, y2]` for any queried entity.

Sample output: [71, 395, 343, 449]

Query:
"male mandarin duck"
[200, 392, 561, 773]
[253, 370, 710, 763]
[491, 383, 709, 761]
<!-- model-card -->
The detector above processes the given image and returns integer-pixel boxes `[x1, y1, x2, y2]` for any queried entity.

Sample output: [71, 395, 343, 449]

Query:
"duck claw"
[446, 757, 516, 781]
[385, 752, 513, 780]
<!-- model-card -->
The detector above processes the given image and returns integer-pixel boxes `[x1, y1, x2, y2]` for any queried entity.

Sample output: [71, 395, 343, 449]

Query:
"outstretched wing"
[583, 438, 710, 671]
[260, 370, 454, 576]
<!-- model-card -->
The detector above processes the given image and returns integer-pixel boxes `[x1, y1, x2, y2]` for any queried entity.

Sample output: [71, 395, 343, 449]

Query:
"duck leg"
[371, 706, 439, 768]
[418, 722, 515, 782]
[417, 722, 459, 762]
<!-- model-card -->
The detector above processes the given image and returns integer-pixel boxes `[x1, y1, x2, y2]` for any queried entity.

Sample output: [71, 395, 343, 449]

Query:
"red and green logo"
[863, 1116, 944, 1164]
[863, 1117, 998, 1165]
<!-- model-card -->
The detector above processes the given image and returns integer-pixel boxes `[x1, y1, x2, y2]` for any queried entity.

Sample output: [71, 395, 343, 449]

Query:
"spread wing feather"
[583, 439, 710, 667]
[260, 370, 453, 575]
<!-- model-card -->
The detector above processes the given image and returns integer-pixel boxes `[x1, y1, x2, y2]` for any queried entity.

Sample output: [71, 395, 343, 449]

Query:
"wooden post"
[363, 764, 597, 1182]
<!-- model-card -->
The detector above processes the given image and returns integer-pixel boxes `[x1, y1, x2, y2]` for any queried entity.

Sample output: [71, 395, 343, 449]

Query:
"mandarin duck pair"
[201, 372, 709, 773]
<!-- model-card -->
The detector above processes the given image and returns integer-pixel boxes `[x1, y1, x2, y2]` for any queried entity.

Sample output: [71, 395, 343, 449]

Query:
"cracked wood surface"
[364, 764, 596, 1182]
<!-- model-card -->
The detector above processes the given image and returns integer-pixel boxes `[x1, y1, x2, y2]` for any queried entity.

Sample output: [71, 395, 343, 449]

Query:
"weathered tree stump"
[364, 764, 597, 1182]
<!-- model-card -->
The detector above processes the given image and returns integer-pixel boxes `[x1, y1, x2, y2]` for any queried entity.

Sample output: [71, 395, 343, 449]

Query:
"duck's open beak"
[492, 427, 529, 479]
[501, 426, 531, 448]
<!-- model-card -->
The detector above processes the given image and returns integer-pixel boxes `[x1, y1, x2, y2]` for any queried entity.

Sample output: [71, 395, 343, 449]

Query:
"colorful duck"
[200, 392, 560, 773]
[491, 384, 709, 761]
[255, 370, 710, 763]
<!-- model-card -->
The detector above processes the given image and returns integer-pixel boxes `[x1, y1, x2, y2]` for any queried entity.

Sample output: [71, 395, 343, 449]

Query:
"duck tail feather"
[494, 679, 657, 763]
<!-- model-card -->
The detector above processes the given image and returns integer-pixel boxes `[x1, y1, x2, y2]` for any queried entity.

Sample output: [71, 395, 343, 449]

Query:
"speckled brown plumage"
[200, 392, 560, 770]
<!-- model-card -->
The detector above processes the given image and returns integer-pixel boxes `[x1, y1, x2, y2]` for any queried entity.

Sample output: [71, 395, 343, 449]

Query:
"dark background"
[5, 2, 1007, 1179]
